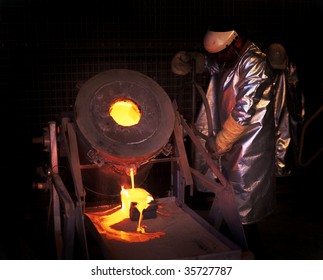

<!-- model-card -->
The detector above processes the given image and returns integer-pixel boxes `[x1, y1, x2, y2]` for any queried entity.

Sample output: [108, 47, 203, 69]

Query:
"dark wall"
[0, 0, 321, 190]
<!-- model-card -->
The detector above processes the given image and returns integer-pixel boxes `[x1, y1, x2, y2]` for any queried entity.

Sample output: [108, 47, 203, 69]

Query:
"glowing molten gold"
[109, 99, 141, 126]
[85, 167, 165, 242]
[121, 186, 153, 233]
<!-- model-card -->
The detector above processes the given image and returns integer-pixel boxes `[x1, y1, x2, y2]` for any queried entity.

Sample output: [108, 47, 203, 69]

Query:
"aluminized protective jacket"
[195, 42, 276, 224]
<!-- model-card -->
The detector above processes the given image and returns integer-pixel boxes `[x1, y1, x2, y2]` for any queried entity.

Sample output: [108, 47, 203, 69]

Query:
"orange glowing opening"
[109, 99, 141, 126]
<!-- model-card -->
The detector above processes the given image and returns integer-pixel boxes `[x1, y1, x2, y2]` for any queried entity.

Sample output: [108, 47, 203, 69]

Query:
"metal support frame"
[171, 106, 248, 251]
[48, 120, 89, 259]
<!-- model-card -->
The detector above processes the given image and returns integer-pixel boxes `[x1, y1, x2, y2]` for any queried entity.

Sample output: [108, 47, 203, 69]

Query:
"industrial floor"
[1, 158, 322, 260]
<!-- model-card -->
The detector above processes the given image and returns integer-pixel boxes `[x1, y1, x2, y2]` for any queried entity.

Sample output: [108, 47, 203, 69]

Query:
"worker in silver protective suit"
[267, 43, 305, 177]
[172, 20, 276, 257]
[200, 24, 276, 226]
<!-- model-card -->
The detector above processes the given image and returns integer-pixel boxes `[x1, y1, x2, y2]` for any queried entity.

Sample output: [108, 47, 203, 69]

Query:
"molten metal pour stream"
[128, 167, 149, 233]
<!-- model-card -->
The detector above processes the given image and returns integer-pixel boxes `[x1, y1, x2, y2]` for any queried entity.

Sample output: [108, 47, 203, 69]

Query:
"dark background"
[0, 0, 322, 259]
[1, 0, 322, 181]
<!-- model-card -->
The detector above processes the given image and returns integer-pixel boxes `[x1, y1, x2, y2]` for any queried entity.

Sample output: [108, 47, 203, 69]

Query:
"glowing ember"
[109, 99, 141, 126]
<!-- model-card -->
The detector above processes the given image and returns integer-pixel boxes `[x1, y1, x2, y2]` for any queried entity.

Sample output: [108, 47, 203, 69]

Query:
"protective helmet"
[204, 30, 238, 53]
[267, 43, 287, 70]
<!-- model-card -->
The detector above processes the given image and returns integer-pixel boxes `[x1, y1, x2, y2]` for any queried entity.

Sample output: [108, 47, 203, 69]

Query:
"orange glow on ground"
[109, 99, 141, 126]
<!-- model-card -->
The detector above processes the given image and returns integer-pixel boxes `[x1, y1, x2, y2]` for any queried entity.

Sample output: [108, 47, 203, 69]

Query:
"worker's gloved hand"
[171, 51, 205, 76]
[206, 114, 248, 157]
[205, 134, 227, 157]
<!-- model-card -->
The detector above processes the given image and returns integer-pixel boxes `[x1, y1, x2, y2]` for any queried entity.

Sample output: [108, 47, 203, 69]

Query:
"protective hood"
[204, 30, 238, 53]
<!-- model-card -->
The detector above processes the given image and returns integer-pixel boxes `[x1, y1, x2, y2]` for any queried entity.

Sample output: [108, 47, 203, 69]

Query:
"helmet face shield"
[204, 30, 238, 53]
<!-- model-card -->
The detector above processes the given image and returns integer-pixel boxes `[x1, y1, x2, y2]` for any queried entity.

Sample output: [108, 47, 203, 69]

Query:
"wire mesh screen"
[0, 0, 320, 183]
[1, 0, 320, 132]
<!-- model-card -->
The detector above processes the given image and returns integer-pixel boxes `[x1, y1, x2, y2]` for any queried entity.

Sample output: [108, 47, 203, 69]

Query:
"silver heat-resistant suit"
[195, 42, 276, 225]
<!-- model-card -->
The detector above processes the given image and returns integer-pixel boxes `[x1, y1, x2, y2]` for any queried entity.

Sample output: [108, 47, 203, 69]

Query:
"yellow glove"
[209, 114, 247, 156]
[171, 51, 205, 75]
